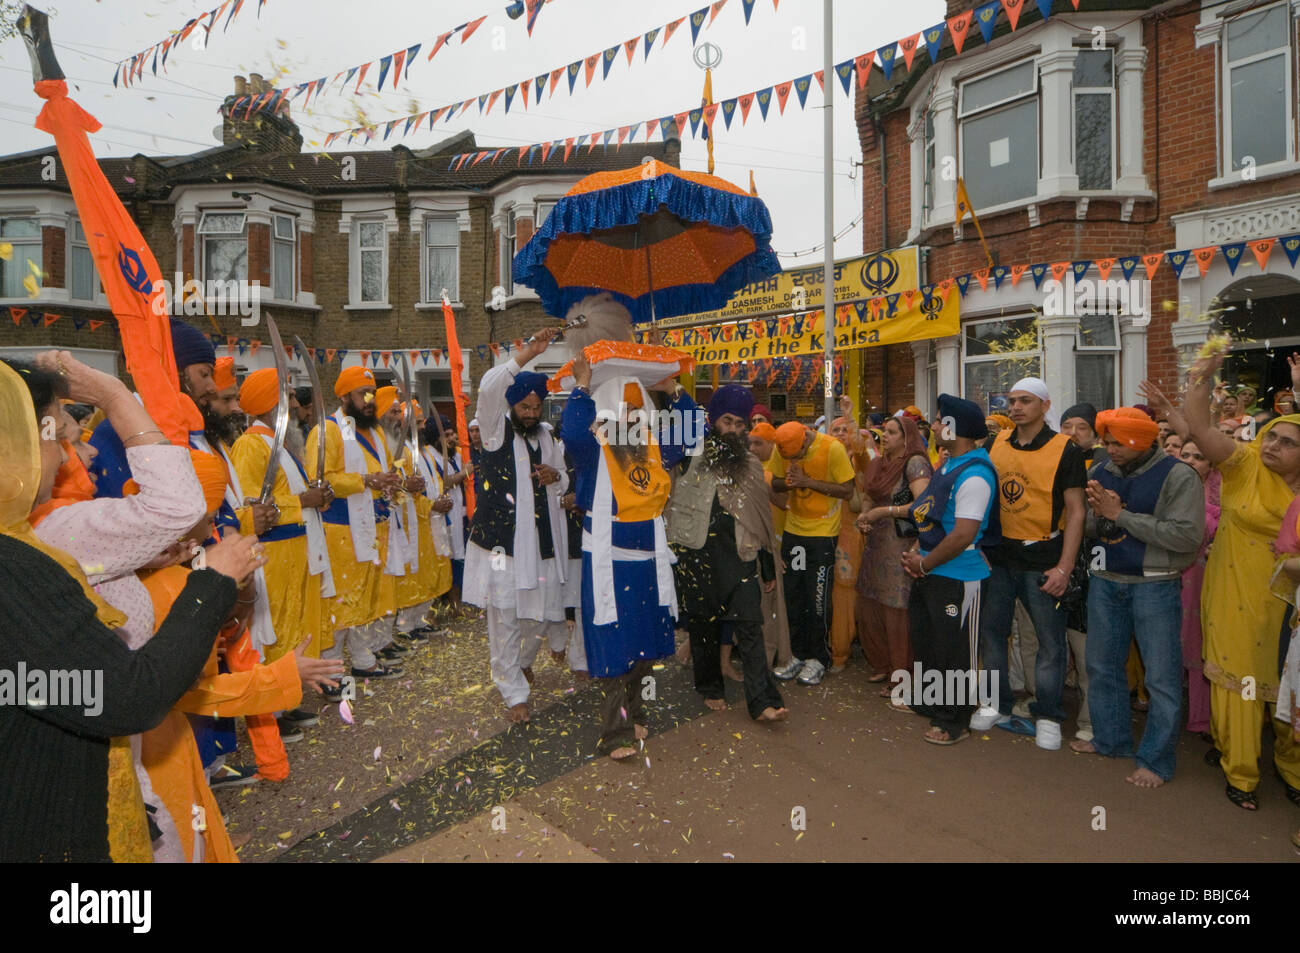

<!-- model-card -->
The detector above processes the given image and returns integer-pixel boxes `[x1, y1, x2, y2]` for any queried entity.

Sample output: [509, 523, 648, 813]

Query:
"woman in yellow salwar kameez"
[1183, 348, 1300, 810]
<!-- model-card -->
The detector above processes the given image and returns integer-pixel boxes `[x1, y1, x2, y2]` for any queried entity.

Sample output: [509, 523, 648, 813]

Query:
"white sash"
[587, 446, 676, 627]
[376, 429, 414, 577]
[509, 426, 567, 592]
[436, 450, 466, 559]
[331, 410, 379, 565]
[260, 433, 335, 599]
[190, 433, 276, 653]
[419, 447, 452, 557]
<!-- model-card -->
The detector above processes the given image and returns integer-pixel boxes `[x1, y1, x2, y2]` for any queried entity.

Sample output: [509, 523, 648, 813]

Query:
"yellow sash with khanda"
[601, 443, 670, 523]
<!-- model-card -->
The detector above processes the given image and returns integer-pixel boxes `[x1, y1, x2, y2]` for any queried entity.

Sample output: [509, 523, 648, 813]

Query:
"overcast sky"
[1, 0, 944, 266]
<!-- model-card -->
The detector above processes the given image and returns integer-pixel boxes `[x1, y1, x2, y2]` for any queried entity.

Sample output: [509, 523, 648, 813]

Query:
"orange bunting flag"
[774, 80, 793, 114]
[88, 319, 104, 331]
[974, 268, 990, 291]
[1142, 253, 1163, 279]
[380, 351, 392, 367]
[408, 350, 419, 365]
[947, 10, 973, 55]
[584, 53, 600, 87]
[461, 15, 488, 42]
[1193, 246, 1217, 276]
[325, 348, 337, 363]
[1094, 257, 1116, 281]
[1001, 0, 1025, 30]
[855, 52, 875, 90]
[1249, 237, 1275, 271]
[1049, 261, 1069, 283]
[9, 307, 26, 326]
[1009, 263, 1028, 286]
[899, 34, 921, 72]
[359, 350, 370, 364]
[43, 312, 60, 327]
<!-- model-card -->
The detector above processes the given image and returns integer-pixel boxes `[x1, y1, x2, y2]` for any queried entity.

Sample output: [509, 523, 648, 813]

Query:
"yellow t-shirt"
[767, 432, 855, 537]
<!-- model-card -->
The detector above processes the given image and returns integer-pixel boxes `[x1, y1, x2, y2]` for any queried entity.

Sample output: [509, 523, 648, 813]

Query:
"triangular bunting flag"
[1118, 255, 1141, 281]
[461, 15, 488, 42]
[88, 319, 103, 332]
[834, 59, 855, 95]
[1249, 237, 1275, 271]
[504, 85, 517, 113]
[601, 46, 619, 81]
[974, 267, 990, 291]
[567, 61, 582, 95]
[354, 61, 371, 94]
[955, 274, 972, 297]
[855, 52, 875, 89]
[1009, 263, 1028, 286]
[974, 2, 1000, 44]
[564, 137, 575, 162]
[738, 91, 755, 123]
[9, 307, 25, 326]
[1193, 246, 1217, 276]
[1036, 0, 1053, 21]
[774, 80, 794, 114]
[689, 7, 709, 45]
[1142, 252, 1164, 279]
[1050, 261, 1069, 282]
[793, 74, 813, 108]
[485, 88, 502, 114]
[899, 34, 921, 72]
[665, 16, 685, 44]
[1095, 257, 1116, 280]
[877, 44, 897, 81]
[756, 87, 773, 120]
[742, 0, 758, 24]
[948, 10, 973, 55]
[1001, 0, 1025, 31]
[390, 49, 407, 89]
[1166, 250, 1191, 278]
[1071, 260, 1090, 282]
[710, 0, 729, 25]
[1030, 263, 1049, 289]
[702, 102, 719, 130]
[428, 32, 453, 61]
[644, 27, 661, 59]
[624, 37, 638, 65]
[380, 351, 392, 368]
[923, 23, 947, 63]
[689, 108, 703, 138]
[1282, 234, 1300, 268]
[72, 317, 87, 331]
[991, 265, 1009, 289]
[721, 98, 738, 128]
[550, 67, 564, 97]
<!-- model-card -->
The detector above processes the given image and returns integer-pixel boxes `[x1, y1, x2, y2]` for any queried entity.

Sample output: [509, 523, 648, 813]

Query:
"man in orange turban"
[767, 416, 856, 686]
[230, 368, 336, 740]
[1074, 405, 1205, 788]
[308, 365, 404, 685]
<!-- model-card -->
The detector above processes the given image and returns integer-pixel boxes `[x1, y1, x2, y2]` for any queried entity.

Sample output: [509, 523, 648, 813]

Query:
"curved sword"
[292, 333, 327, 485]
[398, 357, 419, 470]
[256, 314, 292, 506]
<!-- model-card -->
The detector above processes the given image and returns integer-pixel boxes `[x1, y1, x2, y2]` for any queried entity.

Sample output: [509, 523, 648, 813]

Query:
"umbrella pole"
[822, 0, 837, 425]
[644, 238, 657, 329]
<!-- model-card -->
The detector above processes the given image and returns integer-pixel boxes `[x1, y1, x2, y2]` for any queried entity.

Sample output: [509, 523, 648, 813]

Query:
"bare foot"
[704, 697, 726, 711]
[674, 640, 691, 665]
[508, 703, 530, 723]
[1069, 738, 1098, 754]
[634, 724, 648, 740]
[550, 649, 565, 665]
[757, 706, 788, 722]
[1126, 766, 1165, 788]
[522, 667, 535, 686]
[608, 746, 638, 761]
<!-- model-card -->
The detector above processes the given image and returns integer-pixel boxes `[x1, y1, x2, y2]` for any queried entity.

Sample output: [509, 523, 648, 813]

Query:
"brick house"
[0, 73, 681, 416]
[852, 0, 1300, 420]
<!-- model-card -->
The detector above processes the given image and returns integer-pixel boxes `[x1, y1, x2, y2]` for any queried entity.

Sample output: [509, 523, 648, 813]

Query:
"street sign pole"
[822, 0, 837, 424]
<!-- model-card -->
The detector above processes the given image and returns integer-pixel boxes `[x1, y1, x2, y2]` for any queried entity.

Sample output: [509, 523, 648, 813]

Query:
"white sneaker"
[1036, 719, 1062, 750]
[970, 706, 1009, 731]
[796, 659, 826, 685]
[1012, 697, 1034, 719]
[773, 657, 804, 681]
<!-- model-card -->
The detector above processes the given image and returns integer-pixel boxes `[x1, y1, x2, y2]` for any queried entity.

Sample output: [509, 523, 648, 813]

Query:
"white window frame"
[499, 204, 519, 297]
[271, 212, 296, 302]
[0, 215, 42, 300]
[423, 214, 460, 306]
[960, 314, 1043, 404]
[958, 58, 1041, 211]
[1074, 313, 1121, 410]
[923, 109, 937, 218]
[198, 210, 249, 285]
[1071, 46, 1117, 192]
[534, 199, 557, 230]
[67, 217, 104, 303]
[351, 218, 389, 308]
[1224, 2, 1295, 173]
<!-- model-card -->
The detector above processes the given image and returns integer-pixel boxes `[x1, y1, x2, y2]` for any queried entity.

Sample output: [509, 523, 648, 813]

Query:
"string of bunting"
[2, 307, 107, 331]
[326, 0, 1084, 146]
[321, 0, 775, 146]
[113, 0, 552, 89]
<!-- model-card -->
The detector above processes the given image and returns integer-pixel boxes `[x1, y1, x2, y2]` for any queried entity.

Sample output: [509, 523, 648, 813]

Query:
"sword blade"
[257, 314, 292, 505]
[293, 333, 326, 483]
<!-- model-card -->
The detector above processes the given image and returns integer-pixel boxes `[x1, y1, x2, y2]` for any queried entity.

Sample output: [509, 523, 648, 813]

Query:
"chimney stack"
[221, 71, 302, 153]
[249, 72, 265, 94]
[234, 74, 246, 96]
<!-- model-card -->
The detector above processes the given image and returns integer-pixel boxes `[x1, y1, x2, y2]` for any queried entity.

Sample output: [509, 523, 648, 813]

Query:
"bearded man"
[668, 385, 787, 722]
[465, 328, 569, 723]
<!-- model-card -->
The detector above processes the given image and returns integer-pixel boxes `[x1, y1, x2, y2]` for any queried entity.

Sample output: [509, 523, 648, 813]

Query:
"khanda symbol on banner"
[117, 243, 152, 294]
[860, 253, 900, 295]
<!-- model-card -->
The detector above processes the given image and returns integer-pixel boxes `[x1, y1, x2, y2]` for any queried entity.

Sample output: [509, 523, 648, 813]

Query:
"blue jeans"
[1086, 576, 1183, 781]
[979, 564, 1070, 722]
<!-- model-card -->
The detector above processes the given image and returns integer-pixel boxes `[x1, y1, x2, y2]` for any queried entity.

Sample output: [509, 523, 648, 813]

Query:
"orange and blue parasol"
[512, 159, 779, 324]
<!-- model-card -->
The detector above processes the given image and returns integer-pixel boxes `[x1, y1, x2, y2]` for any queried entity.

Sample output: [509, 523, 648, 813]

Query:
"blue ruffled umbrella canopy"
[512, 159, 780, 324]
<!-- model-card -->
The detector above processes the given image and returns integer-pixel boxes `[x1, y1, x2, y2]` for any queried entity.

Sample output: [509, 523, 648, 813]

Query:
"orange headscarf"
[1096, 407, 1159, 449]
[751, 422, 777, 442]
[334, 366, 375, 398]
[375, 386, 398, 417]
[213, 357, 237, 392]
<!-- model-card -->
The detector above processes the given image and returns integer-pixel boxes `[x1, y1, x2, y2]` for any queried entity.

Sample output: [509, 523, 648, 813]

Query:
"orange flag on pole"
[32, 75, 188, 444]
[442, 294, 475, 518]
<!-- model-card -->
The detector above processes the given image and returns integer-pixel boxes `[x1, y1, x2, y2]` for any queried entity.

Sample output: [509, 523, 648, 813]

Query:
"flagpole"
[822, 0, 836, 425]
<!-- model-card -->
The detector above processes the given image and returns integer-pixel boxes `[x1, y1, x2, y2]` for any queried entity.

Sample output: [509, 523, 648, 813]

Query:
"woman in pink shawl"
[1177, 439, 1220, 738]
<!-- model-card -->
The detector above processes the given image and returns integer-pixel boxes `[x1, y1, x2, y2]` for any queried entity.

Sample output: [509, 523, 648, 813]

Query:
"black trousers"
[909, 574, 986, 738]
[690, 618, 785, 718]
[780, 533, 835, 667]
[597, 659, 656, 754]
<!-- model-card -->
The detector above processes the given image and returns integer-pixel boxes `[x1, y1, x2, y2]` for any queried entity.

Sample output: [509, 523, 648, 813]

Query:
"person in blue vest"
[1069, 407, 1204, 788]
[898, 394, 999, 746]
